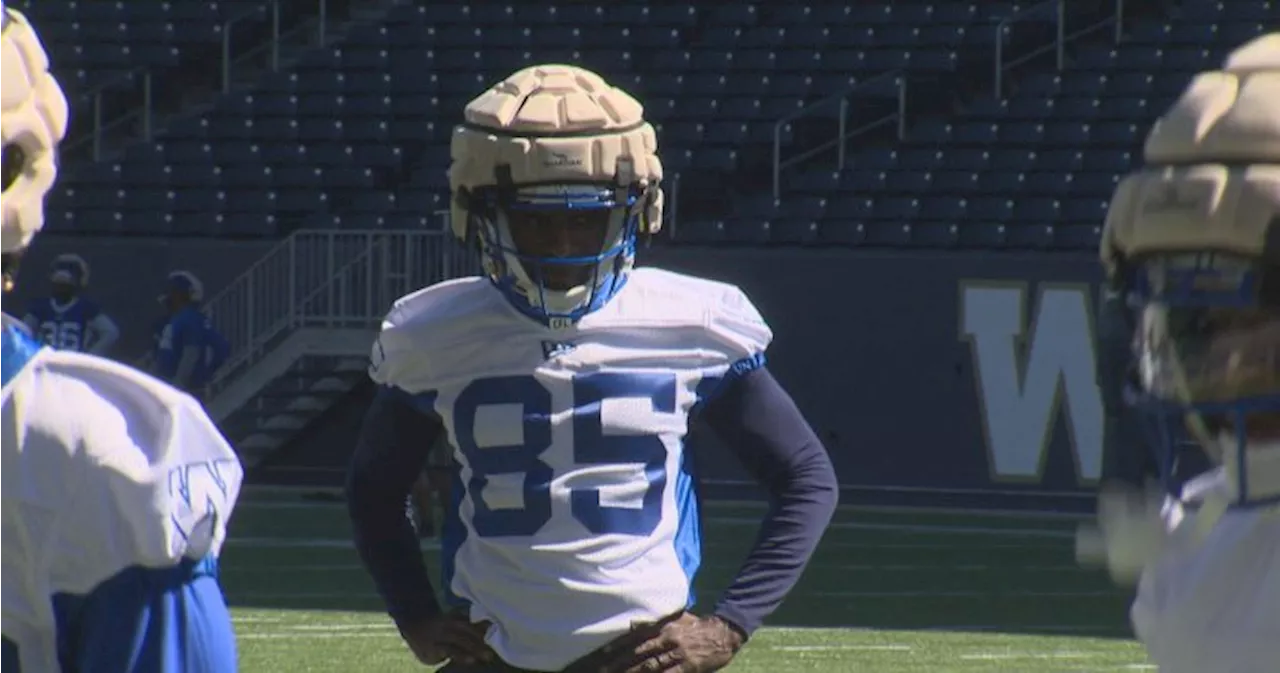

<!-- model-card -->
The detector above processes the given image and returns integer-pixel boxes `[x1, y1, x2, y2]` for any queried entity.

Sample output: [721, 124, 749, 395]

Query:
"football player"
[21, 252, 121, 354]
[1076, 33, 1280, 671]
[346, 64, 839, 672]
[1, 5, 242, 672]
[152, 270, 229, 397]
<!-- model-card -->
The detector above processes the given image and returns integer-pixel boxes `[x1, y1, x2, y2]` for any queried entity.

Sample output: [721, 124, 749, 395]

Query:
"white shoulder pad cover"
[708, 281, 773, 361]
[20, 352, 242, 590]
[630, 269, 773, 360]
[369, 277, 495, 389]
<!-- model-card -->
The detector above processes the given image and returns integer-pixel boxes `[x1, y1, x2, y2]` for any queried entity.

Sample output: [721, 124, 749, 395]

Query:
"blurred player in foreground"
[346, 64, 839, 672]
[21, 253, 120, 355]
[1, 6, 242, 671]
[1077, 33, 1280, 672]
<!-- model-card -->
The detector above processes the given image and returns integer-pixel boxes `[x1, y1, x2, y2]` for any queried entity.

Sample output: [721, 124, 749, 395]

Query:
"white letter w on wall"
[960, 283, 1103, 484]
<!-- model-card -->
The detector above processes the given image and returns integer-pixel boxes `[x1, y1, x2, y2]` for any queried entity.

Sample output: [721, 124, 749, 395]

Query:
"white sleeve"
[85, 312, 120, 355]
[83, 389, 242, 568]
[708, 284, 773, 362]
[39, 358, 244, 594]
[368, 303, 427, 390]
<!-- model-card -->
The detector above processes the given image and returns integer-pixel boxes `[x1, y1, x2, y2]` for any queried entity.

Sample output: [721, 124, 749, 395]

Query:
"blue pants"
[50, 556, 237, 673]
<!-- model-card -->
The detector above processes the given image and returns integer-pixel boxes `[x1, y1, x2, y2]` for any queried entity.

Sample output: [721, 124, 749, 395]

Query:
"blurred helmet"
[1100, 33, 1280, 504]
[1, 5, 68, 256]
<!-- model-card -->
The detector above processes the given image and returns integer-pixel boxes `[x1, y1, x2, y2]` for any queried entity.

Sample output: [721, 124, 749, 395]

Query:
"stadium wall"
[649, 246, 1104, 512]
[265, 245, 1107, 514]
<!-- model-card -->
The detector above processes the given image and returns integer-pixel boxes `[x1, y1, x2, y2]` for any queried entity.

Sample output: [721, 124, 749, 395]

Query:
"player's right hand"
[398, 612, 495, 666]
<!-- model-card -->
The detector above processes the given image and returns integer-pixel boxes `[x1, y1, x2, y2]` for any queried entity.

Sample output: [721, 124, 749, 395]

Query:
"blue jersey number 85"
[452, 372, 677, 539]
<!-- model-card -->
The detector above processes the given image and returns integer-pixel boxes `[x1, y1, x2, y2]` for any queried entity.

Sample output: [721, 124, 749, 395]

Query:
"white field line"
[772, 644, 913, 652]
[225, 519, 1074, 552]
[230, 621, 1141, 663]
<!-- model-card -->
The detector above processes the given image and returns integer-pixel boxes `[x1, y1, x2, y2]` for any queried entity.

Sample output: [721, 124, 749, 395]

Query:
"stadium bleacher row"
[26, 0, 1274, 248]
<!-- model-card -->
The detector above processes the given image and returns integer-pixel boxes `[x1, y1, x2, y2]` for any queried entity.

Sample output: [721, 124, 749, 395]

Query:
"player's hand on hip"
[595, 611, 743, 673]
[398, 612, 495, 667]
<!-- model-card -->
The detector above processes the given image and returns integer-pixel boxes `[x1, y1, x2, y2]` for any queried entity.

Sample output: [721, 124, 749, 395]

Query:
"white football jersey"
[372, 268, 772, 670]
[1, 315, 243, 672]
[1131, 468, 1280, 673]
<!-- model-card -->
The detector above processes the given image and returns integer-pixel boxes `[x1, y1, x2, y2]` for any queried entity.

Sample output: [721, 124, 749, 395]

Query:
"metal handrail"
[1113, 0, 1127, 44]
[668, 172, 681, 240]
[208, 236, 375, 391]
[202, 229, 472, 396]
[222, 3, 274, 93]
[993, 0, 1065, 98]
[90, 71, 153, 161]
[994, 0, 1129, 98]
[1066, 0, 1128, 55]
[771, 70, 907, 202]
[222, 0, 323, 93]
[80, 65, 145, 99]
[63, 67, 153, 160]
[77, 0, 330, 156]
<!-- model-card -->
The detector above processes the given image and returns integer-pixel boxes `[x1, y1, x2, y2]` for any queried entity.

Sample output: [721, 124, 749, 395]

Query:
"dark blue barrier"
[646, 247, 1107, 513]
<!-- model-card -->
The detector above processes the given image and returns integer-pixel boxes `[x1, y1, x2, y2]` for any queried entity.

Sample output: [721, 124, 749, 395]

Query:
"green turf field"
[224, 489, 1150, 672]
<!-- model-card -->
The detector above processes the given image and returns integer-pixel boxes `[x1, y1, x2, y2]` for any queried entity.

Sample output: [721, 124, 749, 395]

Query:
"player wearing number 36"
[345, 64, 839, 673]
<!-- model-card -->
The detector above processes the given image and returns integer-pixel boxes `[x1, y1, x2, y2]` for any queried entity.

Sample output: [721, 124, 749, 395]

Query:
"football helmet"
[1101, 33, 1280, 505]
[49, 252, 89, 288]
[448, 64, 664, 328]
[160, 270, 205, 302]
[1, 4, 69, 291]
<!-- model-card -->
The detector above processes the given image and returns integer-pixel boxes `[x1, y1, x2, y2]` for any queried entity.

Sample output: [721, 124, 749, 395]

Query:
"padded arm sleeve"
[699, 366, 839, 637]
[345, 385, 445, 625]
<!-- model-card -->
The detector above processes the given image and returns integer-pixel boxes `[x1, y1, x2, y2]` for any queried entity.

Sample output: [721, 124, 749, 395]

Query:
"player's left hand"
[595, 611, 744, 673]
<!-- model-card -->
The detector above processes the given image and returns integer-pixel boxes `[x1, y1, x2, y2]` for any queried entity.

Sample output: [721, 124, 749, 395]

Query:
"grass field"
[224, 489, 1150, 672]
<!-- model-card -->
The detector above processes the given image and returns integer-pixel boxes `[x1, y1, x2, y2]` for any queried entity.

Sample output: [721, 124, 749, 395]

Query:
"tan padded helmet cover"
[1, 6, 69, 254]
[447, 64, 664, 241]
[1101, 33, 1280, 276]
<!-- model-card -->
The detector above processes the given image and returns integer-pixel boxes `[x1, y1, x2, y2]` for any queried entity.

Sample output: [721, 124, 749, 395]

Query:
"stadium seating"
[723, 0, 1273, 249]
[39, 0, 1271, 248]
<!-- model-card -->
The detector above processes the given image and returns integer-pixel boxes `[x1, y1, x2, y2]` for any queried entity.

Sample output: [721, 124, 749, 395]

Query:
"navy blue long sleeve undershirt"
[345, 366, 839, 637]
[345, 386, 444, 625]
[699, 366, 839, 636]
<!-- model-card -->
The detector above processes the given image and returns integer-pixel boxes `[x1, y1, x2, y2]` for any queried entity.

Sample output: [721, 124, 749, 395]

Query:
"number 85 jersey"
[370, 267, 772, 670]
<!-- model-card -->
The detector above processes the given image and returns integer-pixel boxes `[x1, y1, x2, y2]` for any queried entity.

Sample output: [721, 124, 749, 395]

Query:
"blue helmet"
[1102, 34, 1280, 506]
[447, 64, 664, 329]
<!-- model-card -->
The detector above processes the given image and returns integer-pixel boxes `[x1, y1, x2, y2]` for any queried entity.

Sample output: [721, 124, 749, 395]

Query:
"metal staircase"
[202, 221, 477, 467]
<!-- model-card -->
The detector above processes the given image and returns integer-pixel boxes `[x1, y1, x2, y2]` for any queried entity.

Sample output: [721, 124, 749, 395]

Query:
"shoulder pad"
[15, 352, 242, 590]
[369, 276, 494, 387]
[628, 268, 773, 360]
